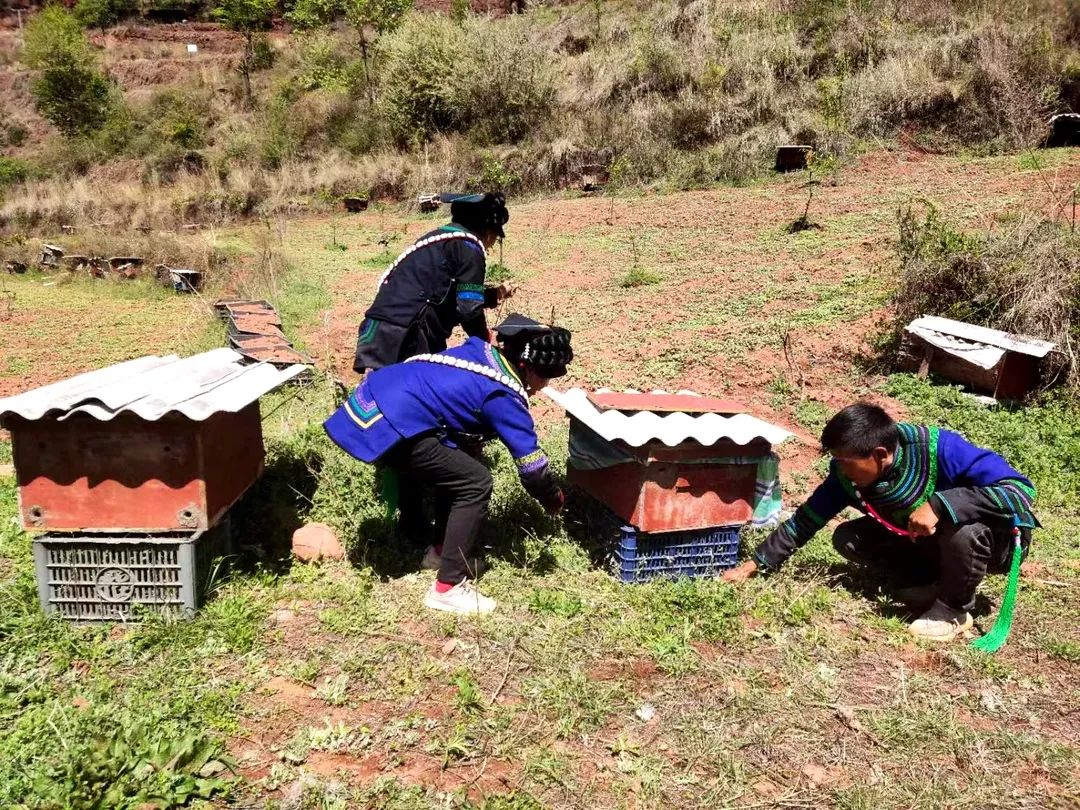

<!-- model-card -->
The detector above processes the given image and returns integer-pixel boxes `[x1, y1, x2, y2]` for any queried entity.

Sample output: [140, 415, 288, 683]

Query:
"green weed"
[451, 669, 484, 715]
[527, 588, 583, 618]
[617, 266, 662, 288]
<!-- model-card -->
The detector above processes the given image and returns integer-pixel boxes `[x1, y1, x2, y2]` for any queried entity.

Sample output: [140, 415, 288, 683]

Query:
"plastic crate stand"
[32, 519, 232, 622]
[569, 489, 740, 582]
[614, 523, 741, 583]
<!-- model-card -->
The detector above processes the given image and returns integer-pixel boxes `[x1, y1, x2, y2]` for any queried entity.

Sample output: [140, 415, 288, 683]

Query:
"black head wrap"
[495, 313, 573, 379]
[444, 192, 510, 239]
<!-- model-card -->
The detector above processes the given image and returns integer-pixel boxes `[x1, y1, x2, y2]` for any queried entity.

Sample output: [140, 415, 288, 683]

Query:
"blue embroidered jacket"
[754, 424, 1037, 571]
[325, 338, 560, 509]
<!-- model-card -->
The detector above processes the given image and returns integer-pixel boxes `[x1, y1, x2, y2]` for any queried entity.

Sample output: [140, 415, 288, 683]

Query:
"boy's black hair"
[820, 403, 899, 457]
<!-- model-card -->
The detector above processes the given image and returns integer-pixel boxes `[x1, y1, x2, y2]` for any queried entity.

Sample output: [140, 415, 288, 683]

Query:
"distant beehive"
[775, 145, 813, 173]
[899, 316, 1056, 401]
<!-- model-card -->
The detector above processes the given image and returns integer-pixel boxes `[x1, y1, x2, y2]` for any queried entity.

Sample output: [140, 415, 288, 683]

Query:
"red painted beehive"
[544, 389, 793, 533]
[0, 349, 307, 532]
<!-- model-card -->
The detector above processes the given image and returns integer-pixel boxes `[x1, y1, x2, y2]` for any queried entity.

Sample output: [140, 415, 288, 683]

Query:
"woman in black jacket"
[353, 192, 511, 374]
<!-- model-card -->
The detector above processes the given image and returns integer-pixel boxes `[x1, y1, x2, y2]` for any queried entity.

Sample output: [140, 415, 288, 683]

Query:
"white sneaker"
[423, 579, 496, 615]
[421, 546, 441, 571]
[909, 599, 973, 642]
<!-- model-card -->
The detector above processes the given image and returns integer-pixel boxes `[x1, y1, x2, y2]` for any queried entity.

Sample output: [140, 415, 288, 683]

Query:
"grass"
[617, 266, 662, 289]
[0, 270, 222, 393]
[8, 379, 1076, 807]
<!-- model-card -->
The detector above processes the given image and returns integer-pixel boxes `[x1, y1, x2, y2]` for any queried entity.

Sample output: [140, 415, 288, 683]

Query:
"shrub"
[628, 35, 690, 96]
[382, 16, 466, 145]
[457, 16, 556, 144]
[0, 157, 32, 189]
[73, 0, 136, 30]
[665, 92, 718, 149]
[22, 5, 123, 138]
[297, 32, 359, 92]
[4, 123, 28, 148]
[143, 89, 213, 151]
[474, 154, 521, 192]
[252, 32, 276, 70]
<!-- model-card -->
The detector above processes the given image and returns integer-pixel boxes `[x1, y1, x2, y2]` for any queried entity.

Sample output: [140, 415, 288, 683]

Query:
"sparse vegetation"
[0, 3, 1079, 807]
[4, 0, 1080, 230]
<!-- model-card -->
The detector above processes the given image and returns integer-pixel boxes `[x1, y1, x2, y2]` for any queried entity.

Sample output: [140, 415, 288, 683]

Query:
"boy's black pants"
[385, 434, 492, 586]
[832, 516, 1028, 612]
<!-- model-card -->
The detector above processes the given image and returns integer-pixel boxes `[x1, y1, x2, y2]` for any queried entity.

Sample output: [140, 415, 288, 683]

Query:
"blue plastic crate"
[613, 523, 742, 583]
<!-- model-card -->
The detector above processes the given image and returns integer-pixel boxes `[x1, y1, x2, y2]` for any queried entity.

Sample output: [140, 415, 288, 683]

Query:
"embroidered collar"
[377, 227, 486, 287]
[840, 423, 939, 520]
[405, 345, 527, 401]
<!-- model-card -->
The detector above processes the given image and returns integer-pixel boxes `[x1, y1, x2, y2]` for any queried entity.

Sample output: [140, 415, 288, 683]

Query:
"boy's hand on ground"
[906, 501, 939, 537]
[722, 560, 758, 583]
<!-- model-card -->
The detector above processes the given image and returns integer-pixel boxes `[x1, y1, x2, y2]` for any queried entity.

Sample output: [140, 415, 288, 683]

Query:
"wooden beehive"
[8, 405, 265, 532]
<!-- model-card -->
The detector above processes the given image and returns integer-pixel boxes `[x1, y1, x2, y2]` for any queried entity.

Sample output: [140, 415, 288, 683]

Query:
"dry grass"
[1, 0, 1078, 231]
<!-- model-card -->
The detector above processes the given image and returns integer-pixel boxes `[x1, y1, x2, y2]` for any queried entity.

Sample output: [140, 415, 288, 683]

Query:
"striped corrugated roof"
[543, 387, 792, 448]
[0, 348, 307, 423]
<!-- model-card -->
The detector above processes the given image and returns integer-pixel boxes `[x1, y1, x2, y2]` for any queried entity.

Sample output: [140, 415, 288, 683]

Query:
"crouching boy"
[724, 403, 1036, 641]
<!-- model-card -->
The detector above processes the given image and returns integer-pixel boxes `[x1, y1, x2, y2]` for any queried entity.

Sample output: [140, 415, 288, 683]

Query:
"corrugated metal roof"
[543, 387, 793, 448]
[0, 348, 308, 424]
[907, 316, 1056, 358]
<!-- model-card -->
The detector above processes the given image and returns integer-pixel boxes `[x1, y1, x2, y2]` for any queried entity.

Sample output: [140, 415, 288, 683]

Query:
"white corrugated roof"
[907, 316, 1056, 359]
[0, 348, 308, 423]
[543, 387, 792, 448]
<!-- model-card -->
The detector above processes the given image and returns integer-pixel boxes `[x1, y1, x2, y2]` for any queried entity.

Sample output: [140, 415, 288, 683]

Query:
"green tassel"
[379, 467, 400, 520]
[970, 529, 1023, 654]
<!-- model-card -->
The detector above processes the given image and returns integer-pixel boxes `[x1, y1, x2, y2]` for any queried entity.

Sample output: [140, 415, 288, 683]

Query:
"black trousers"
[832, 516, 1026, 612]
[384, 434, 491, 585]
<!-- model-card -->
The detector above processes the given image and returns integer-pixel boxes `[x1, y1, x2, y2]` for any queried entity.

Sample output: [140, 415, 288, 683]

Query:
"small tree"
[212, 0, 276, 106]
[289, 0, 414, 103]
[22, 5, 120, 137]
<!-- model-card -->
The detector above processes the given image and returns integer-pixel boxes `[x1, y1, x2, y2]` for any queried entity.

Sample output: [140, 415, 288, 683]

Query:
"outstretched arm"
[481, 392, 564, 513]
[726, 466, 851, 582]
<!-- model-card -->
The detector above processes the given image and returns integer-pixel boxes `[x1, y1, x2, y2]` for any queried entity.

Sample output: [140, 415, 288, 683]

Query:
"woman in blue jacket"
[326, 314, 571, 615]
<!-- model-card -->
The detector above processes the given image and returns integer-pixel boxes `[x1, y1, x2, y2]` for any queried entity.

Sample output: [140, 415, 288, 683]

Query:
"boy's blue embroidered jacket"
[325, 338, 560, 509]
[754, 424, 1037, 571]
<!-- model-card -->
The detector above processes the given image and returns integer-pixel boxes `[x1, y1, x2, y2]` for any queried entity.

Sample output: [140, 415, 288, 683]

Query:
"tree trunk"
[242, 31, 253, 107]
[360, 38, 373, 106]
